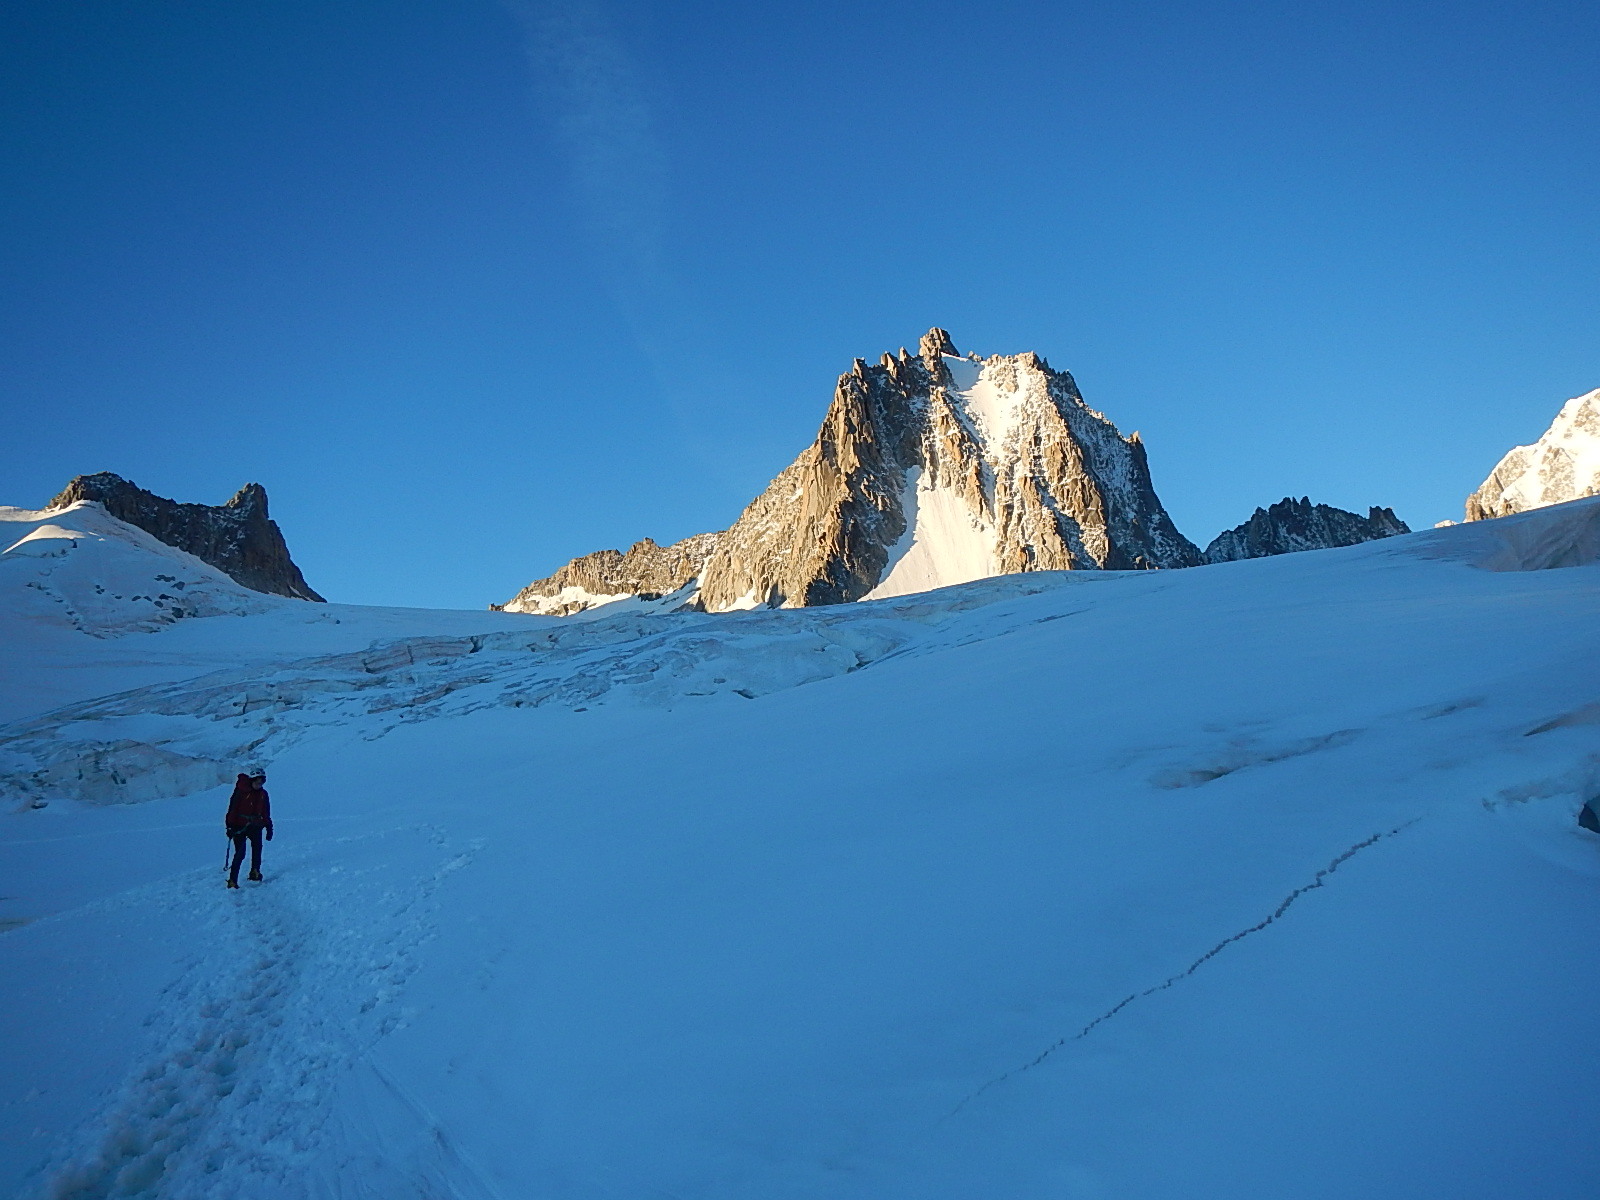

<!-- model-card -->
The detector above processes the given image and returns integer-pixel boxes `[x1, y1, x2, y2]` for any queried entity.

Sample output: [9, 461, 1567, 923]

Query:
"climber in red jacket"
[225, 770, 273, 888]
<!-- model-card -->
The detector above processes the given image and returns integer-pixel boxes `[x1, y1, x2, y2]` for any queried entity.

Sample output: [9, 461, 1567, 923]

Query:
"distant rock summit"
[499, 533, 720, 616]
[1465, 388, 1600, 521]
[1203, 498, 1410, 564]
[47, 473, 323, 601]
[502, 329, 1201, 614]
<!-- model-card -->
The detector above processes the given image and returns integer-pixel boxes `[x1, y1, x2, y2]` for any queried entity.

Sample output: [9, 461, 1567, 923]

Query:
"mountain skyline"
[502, 327, 1401, 615]
[34, 330, 1600, 616]
[2, 2, 1595, 607]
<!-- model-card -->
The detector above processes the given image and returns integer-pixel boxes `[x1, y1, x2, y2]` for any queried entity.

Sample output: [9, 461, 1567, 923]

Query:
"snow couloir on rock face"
[47, 473, 323, 601]
[1203, 497, 1410, 564]
[502, 329, 1200, 614]
[1465, 388, 1600, 522]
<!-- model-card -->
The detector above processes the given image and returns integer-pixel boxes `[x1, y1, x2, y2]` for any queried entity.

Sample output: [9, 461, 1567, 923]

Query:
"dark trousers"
[229, 826, 263, 883]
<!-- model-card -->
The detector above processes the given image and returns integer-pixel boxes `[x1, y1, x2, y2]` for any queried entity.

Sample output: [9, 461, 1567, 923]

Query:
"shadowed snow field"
[3, 498, 1600, 1197]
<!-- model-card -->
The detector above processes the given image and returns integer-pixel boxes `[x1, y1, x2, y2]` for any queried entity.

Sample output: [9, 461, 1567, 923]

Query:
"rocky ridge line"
[1203, 497, 1410, 564]
[498, 532, 721, 616]
[47, 473, 324, 601]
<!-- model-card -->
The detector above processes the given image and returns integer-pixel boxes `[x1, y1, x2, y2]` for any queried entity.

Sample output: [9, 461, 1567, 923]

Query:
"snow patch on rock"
[865, 469, 997, 601]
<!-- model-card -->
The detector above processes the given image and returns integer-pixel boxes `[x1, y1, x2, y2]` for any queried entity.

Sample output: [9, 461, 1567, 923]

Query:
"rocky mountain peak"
[501, 330, 1201, 615]
[919, 327, 959, 361]
[226, 482, 268, 515]
[1465, 388, 1600, 521]
[46, 472, 323, 601]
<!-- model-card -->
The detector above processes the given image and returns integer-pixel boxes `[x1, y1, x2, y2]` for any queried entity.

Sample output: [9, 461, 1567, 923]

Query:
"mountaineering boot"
[248, 870, 263, 882]
[226, 879, 240, 889]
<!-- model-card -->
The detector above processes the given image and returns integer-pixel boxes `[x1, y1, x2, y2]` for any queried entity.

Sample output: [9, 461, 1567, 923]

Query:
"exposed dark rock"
[47, 472, 324, 601]
[1580, 796, 1600, 836]
[1203, 497, 1409, 564]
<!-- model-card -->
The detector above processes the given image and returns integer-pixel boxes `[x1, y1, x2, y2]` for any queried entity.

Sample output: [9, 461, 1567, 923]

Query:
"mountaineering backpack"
[225, 774, 272, 838]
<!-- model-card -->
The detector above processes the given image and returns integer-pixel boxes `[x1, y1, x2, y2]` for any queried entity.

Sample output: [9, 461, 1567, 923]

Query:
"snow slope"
[864, 466, 998, 600]
[0, 502, 547, 725]
[3, 500, 1600, 1198]
[1, 501, 280, 639]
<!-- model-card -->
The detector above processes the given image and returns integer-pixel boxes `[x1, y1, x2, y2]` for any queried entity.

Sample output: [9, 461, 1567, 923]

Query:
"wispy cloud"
[501, 0, 670, 317]
[500, 2, 746, 477]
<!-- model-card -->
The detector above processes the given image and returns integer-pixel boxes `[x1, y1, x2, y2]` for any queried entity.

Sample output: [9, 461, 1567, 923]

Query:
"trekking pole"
[222, 836, 230, 875]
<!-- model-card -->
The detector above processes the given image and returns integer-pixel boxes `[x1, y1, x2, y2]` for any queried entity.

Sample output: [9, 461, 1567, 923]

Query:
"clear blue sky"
[3, 1, 1597, 608]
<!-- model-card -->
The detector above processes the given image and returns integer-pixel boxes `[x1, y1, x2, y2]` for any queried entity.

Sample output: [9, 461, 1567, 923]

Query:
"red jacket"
[226, 775, 272, 836]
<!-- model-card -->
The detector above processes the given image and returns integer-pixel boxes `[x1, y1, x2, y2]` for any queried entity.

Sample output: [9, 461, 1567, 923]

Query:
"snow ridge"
[1, 502, 279, 637]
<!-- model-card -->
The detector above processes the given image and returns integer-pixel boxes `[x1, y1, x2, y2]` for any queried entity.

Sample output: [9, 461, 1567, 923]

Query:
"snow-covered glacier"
[3, 496, 1600, 1198]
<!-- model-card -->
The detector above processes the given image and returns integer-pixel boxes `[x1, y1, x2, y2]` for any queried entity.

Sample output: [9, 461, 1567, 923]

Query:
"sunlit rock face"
[1202, 497, 1410, 564]
[46, 472, 323, 601]
[502, 329, 1200, 615]
[499, 533, 721, 616]
[1466, 388, 1600, 522]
